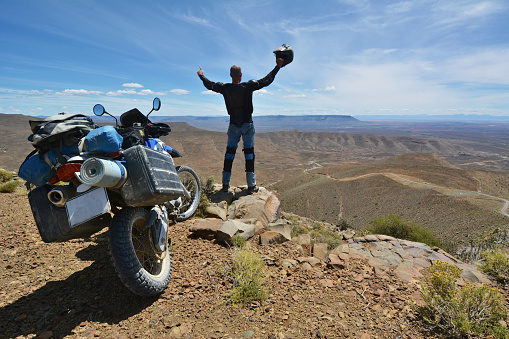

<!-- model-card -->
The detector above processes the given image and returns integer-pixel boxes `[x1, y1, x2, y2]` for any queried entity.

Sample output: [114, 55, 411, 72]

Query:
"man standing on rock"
[197, 57, 286, 194]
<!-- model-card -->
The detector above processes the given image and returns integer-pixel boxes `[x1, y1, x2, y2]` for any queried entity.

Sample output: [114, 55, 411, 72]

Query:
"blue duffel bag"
[84, 125, 123, 153]
[19, 144, 80, 186]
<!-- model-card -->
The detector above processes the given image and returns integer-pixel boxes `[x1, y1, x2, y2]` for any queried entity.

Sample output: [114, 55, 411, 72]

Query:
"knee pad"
[225, 147, 236, 160]
[243, 147, 254, 158]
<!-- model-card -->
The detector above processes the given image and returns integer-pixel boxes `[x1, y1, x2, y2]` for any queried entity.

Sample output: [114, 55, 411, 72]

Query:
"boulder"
[297, 256, 322, 267]
[281, 258, 298, 268]
[292, 233, 311, 255]
[313, 243, 328, 262]
[216, 220, 255, 244]
[205, 202, 227, 220]
[260, 231, 288, 245]
[240, 218, 265, 236]
[328, 253, 346, 269]
[266, 219, 292, 241]
[227, 188, 280, 227]
[189, 218, 223, 240]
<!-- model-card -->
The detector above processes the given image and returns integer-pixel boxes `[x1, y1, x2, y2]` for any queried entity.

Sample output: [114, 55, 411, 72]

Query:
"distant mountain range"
[94, 114, 362, 132]
[18, 113, 509, 128]
[355, 114, 509, 122]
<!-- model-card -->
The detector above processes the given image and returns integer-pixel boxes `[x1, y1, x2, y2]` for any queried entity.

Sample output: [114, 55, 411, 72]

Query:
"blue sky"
[1, 0, 508, 118]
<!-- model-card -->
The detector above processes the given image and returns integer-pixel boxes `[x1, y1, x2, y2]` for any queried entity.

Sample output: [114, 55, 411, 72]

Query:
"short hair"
[230, 65, 242, 77]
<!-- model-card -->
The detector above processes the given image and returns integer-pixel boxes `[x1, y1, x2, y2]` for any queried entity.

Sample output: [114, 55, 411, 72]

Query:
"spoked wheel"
[175, 165, 201, 221]
[109, 206, 172, 297]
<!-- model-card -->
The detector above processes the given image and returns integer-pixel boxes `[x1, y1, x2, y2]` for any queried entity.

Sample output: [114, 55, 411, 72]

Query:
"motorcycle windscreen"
[120, 108, 149, 126]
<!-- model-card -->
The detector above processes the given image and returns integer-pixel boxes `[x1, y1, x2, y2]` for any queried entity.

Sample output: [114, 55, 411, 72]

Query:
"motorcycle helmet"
[273, 44, 293, 67]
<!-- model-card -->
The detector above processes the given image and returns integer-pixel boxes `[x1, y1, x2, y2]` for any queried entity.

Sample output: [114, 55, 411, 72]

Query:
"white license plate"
[66, 187, 111, 228]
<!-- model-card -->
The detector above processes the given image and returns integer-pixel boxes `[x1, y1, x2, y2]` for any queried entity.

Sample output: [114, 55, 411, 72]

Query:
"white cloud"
[283, 94, 306, 98]
[139, 89, 155, 95]
[28, 89, 54, 96]
[432, 1, 505, 29]
[59, 89, 103, 95]
[122, 83, 144, 88]
[202, 90, 219, 95]
[312, 86, 336, 92]
[169, 89, 190, 95]
[254, 89, 272, 95]
[442, 48, 509, 85]
[106, 89, 137, 96]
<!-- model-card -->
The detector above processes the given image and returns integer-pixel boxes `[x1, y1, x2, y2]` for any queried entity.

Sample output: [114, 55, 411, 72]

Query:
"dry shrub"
[0, 180, 19, 193]
[368, 214, 442, 248]
[417, 260, 508, 338]
[310, 222, 343, 250]
[229, 249, 266, 304]
[0, 169, 14, 183]
[194, 177, 214, 219]
[480, 250, 509, 284]
[230, 235, 247, 248]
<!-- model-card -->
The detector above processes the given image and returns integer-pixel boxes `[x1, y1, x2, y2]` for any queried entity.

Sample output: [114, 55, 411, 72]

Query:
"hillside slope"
[271, 153, 509, 244]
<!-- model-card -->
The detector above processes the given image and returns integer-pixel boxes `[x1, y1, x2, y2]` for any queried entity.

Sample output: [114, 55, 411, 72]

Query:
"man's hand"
[197, 66, 204, 76]
[276, 58, 284, 67]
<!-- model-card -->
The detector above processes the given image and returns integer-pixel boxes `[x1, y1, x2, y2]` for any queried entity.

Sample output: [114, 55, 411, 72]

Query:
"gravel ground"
[0, 191, 485, 338]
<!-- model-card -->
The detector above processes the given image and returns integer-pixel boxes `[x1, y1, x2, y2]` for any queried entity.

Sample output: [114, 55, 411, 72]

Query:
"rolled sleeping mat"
[76, 158, 127, 188]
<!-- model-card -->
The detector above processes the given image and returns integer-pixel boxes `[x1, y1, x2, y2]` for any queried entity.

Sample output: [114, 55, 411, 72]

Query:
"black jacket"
[199, 66, 280, 126]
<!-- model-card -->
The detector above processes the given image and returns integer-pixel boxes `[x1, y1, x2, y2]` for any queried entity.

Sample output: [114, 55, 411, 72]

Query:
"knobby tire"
[109, 207, 172, 297]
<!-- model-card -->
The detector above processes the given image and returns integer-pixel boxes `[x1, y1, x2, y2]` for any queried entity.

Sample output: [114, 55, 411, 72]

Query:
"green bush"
[230, 235, 247, 248]
[194, 177, 216, 219]
[290, 223, 310, 238]
[0, 181, 19, 193]
[229, 249, 266, 304]
[290, 221, 342, 250]
[203, 177, 215, 196]
[0, 169, 13, 183]
[337, 217, 352, 231]
[445, 229, 509, 263]
[194, 188, 211, 219]
[368, 214, 441, 248]
[417, 260, 508, 338]
[480, 250, 509, 284]
[311, 222, 343, 250]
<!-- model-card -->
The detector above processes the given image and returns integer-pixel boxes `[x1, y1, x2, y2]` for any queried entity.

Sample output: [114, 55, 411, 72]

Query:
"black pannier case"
[120, 145, 183, 206]
[28, 185, 111, 243]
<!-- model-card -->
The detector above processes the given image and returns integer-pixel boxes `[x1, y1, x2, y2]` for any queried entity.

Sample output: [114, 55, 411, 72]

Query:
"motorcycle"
[26, 98, 201, 296]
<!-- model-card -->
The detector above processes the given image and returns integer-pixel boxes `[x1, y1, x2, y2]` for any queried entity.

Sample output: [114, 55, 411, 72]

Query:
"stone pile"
[189, 186, 490, 286]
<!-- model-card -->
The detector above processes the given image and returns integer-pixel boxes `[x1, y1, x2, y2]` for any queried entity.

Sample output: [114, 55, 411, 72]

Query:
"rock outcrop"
[190, 186, 491, 286]
[191, 186, 285, 245]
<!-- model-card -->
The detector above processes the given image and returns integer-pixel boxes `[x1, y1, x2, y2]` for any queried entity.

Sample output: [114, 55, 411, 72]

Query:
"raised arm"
[197, 66, 224, 93]
[249, 58, 284, 91]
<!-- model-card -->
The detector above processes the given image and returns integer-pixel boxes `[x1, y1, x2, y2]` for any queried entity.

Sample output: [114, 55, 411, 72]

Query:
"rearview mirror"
[93, 104, 105, 116]
[153, 97, 161, 111]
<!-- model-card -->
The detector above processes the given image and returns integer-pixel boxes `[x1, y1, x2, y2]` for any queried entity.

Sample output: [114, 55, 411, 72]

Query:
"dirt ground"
[0, 190, 499, 339]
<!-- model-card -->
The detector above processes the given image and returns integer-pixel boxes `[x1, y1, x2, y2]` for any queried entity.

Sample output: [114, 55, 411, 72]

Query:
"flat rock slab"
[329, 235, 491, 284]
[216, 220, 255, 244]
[189, 218, 224, 240]
[260, 231, 289, 246]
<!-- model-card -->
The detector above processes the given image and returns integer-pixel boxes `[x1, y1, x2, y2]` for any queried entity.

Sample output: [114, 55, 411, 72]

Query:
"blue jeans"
[222, 123, 256, 187]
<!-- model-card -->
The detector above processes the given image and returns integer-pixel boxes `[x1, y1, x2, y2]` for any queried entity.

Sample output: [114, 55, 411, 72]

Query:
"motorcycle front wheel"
[109, 207, 172, 297]
[175, 165, 201, 221]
